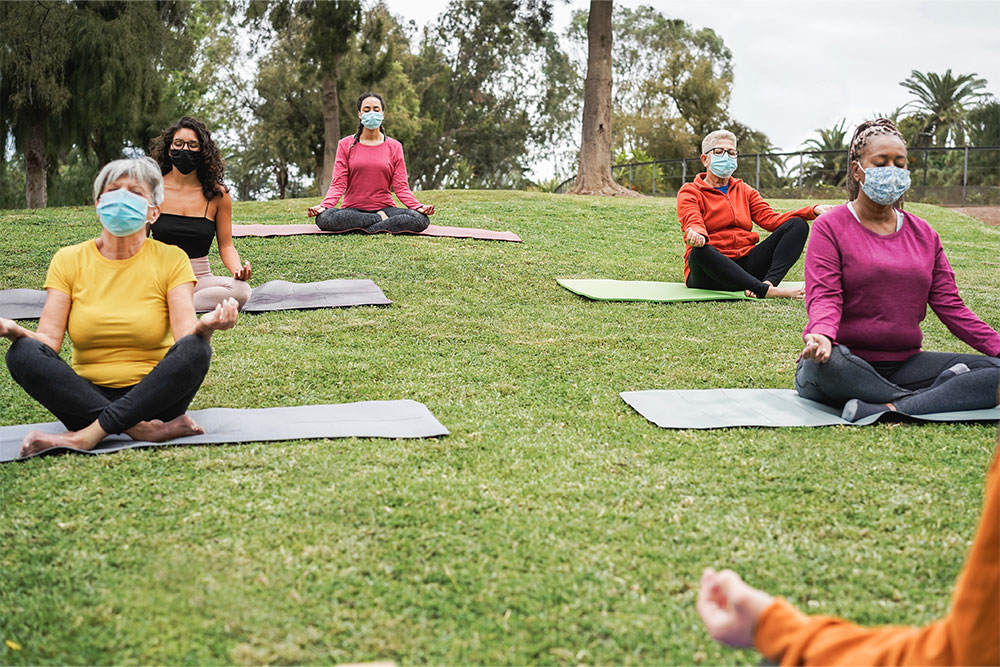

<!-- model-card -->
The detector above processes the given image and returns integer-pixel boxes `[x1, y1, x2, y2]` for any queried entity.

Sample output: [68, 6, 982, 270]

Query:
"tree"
[250, 0, 362, 189]
[404, 0, 572, 190]
[967, 98, 1000, 147]
[796, 118, 849, 187]
[567, 0, 634, 196]
[0, 1, 189, 208]
[900, 69, 988, 147]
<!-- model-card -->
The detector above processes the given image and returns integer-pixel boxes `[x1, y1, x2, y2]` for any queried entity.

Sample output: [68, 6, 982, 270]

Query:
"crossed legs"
[316, 207, 430, 234]
[6, 335, 212, 455]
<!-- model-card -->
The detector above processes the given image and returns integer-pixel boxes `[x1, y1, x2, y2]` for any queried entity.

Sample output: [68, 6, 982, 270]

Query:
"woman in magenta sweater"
[796, 119, 1000, 421]
[306, 92, 434, 233]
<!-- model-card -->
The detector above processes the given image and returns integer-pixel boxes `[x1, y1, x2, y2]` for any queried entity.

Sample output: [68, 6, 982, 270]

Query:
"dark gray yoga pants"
[686, 217, 809, 298]
[795, 344, 1000, 413]
[316, 206, 430, 234]
[6, 334, 212, 434]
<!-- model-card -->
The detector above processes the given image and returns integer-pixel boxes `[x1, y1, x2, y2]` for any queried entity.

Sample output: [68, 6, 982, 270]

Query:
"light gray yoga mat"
[621, 388, 1000, 429]
[0, 288, 47, 319]
[1, 400, 449, 462]
[0, 280, 390, 319]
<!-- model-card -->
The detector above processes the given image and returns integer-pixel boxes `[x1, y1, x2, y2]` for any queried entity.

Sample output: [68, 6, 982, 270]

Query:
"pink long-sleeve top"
[320, 136, 422, 211]
[803, 204, 1000, 362]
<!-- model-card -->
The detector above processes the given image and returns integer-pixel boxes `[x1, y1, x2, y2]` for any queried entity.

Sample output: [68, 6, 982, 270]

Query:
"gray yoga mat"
[0, 288, 47, 319]
[621, 388, 1000, 429]
[1, 400, 449, 462]
[0, 279, 390, 319]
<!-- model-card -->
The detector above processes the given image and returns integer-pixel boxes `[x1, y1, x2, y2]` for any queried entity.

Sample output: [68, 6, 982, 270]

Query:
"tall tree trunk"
[567, 0, 635, 197]
[25, 122, 48, 208]
[321, 60, 342, 192]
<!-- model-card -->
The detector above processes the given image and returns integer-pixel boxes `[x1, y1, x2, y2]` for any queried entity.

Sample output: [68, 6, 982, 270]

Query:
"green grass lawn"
[1, 192, 998, 665]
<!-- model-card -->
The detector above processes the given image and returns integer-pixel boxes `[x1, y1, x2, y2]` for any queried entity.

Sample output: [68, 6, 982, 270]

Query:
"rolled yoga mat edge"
[620, 388, 1000, 429]
[0, 400, 450, 462]
[557, 278, 805, 302]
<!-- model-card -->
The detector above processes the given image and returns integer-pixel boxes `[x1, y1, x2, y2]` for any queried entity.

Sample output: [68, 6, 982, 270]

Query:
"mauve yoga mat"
[0, 279, 390, 320]
[621, 388, 1000, 429]
[231, 222, 522, 243]
[558, 279, 805, 302]
[1, 400, 449, 462]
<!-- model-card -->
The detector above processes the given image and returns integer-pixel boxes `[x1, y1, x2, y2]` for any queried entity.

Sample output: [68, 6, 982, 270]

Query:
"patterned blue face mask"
[96, 188, 150, 237]
[360, 111, 384, 130]
[709, 152, 737, 178]
[858, 164, 911, 205]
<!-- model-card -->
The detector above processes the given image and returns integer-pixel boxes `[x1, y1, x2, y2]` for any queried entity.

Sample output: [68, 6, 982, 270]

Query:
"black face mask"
[169, 148, 203, 175]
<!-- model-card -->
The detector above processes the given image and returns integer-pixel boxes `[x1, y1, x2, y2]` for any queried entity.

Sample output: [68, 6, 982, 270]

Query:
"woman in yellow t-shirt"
[0, 157, 239, 457]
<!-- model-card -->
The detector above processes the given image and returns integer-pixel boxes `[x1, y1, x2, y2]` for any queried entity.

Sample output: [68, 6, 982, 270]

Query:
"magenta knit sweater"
[320, 136, 422, 211]
[804, 204, 1000, 362]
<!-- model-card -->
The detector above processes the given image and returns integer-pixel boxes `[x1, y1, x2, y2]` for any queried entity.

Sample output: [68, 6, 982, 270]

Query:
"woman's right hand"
[196, 298, 239, 338]
[684, 229, 707, 247]
[307, 205, 326, 218]
[801, 333, 832, 363]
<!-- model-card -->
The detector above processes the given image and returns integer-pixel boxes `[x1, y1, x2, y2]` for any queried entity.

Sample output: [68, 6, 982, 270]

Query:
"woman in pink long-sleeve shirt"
[795, 119, 1000, 422]
[306, 92, 434, 234]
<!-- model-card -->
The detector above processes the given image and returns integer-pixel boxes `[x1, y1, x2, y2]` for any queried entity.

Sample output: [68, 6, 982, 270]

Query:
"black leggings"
[795, 344, 1000, 413]
[686, 217, 809, 298]
[6, 335, 212, 434]
[316, 206, 430, 234]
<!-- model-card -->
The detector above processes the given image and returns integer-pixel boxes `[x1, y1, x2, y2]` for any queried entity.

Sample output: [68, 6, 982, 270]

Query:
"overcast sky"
[388, 0, 1000, 177]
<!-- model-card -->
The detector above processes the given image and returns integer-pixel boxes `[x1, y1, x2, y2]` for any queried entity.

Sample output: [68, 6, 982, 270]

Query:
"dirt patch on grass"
[950, 207, 1000, 226]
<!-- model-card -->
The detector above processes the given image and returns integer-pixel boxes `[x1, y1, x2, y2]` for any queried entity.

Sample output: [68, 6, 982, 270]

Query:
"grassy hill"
[1, 191, 998, 664]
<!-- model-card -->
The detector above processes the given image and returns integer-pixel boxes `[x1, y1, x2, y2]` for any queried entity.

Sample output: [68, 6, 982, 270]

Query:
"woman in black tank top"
[149, 117, 252, 311]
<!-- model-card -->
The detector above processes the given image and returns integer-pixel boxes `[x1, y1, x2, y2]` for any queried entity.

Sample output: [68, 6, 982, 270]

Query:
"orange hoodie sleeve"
[755, 445, 1000, 666]
[677, 183, 709, 240]
[745, 187, 818, 232]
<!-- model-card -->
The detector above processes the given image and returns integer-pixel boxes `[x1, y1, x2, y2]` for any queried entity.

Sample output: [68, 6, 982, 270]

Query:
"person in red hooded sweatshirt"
[677, 130, 833, 299]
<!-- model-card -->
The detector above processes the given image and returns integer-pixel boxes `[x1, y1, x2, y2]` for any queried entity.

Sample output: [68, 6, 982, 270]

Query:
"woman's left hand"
[813, 204, 834, 217]
[232, 261, 252, 282]
[196, 297, 239, 338]
[416, 204, 435, 216]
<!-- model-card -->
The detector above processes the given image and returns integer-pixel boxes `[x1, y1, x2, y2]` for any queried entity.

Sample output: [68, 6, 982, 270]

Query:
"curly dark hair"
[846, 118, 906, 202]
[149, 116, 227, 201]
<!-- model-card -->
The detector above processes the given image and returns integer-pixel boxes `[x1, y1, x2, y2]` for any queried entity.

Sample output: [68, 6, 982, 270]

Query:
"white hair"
[701, 130, 738, 156]
[93, 157, 164, 206]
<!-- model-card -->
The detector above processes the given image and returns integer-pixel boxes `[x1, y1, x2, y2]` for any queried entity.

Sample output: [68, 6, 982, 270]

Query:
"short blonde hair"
[92, 157, 164, 205]
[701, 130, 737, 156]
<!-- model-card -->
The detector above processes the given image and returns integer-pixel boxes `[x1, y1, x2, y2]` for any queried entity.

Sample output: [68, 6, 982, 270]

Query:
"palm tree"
[796, 118, 849, 187]
[900, 69, 987, 147]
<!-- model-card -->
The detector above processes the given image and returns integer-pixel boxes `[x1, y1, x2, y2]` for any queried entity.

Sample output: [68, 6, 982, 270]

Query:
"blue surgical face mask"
[709, 152, 737, 178]
[96, 188, 151, 237]
[360, 111, 384, 130]
[858, 163, 911, 206]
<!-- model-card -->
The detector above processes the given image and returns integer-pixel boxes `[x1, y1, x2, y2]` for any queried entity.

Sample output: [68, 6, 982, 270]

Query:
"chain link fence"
[555, 146, 1000, 205]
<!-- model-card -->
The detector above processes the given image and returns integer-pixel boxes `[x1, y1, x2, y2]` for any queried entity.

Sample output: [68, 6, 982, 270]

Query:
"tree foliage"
[900, 69, 988, 147]
[0, 1, 190, 207]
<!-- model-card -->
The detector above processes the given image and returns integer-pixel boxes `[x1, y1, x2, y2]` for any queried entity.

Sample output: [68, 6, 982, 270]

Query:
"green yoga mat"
[557, 278, 805, 302]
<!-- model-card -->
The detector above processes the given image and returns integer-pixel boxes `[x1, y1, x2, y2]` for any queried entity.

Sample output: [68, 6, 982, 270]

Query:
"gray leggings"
[315, 206, 429, 234]
[795, 344, 1000, 414]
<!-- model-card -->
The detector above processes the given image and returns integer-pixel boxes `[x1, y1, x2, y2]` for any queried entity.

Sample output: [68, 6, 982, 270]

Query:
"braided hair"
[846, 118, 906, 202]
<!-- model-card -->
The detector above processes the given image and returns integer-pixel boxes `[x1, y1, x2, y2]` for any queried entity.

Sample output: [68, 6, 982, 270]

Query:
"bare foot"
[126, 415, 204, 442]
[761, 281, 804, 300]
[377, 210, 389, 221]
[20, 430, 84, 457]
